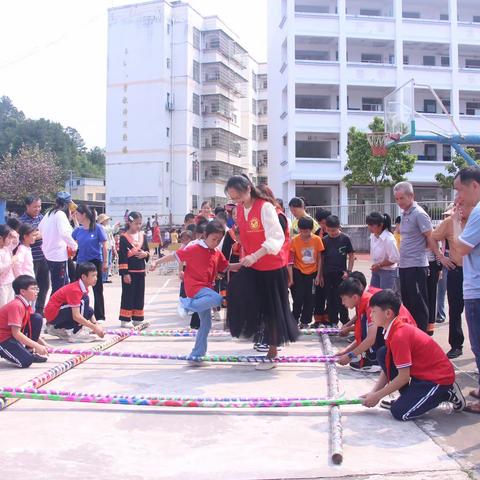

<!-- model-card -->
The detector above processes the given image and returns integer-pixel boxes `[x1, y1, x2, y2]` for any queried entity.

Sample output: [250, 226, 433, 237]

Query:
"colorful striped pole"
[46, 348, 337, 363]
[105, 327, 340, 337]
[321, 333, 343, 465]
[0, 322, 149, 411]
[0, 386, 363, 409]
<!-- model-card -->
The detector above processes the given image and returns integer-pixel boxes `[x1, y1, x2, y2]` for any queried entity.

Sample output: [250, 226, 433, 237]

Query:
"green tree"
[435, 148, 480, 189]
[344, 117, 416, 203]
[0, 146, 63, 202]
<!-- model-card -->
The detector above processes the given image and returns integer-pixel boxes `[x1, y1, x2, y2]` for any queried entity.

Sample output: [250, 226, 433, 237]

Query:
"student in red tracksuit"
[336, 279, 416, 373]
[362, 289, 465, 420]
[226, 176, 299, 370]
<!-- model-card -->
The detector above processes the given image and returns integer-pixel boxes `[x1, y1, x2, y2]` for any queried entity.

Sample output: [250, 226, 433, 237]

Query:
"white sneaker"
[177, 302, 189, 319]
[96, 319, 106, 324]
[132, 320, 144, 327]
[45, 324, 69, 339]
[67, 328, 96, 343]
[120, 321, 131, 328]
[255, 361, 277, 371]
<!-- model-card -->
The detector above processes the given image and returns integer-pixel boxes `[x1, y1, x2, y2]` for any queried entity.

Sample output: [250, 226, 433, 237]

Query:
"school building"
[106, 0, 268, 224]
[268, 0, 480, 212]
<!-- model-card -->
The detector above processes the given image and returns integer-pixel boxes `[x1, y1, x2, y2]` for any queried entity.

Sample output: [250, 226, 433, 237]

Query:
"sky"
[0, 0, 267, 148]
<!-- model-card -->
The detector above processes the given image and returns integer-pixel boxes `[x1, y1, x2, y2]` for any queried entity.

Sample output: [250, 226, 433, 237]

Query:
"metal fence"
[305, 200, 452, 226]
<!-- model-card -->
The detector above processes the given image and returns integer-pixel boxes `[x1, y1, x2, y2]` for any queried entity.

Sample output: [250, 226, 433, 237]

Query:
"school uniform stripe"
[402, 384, 439, 421]
[0, 345, 22, 367]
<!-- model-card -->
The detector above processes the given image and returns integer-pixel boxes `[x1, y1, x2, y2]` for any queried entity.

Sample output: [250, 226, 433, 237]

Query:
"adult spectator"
[151, 221, 162, 256]
[73, 204, 107, 322]
[38, 192, 78, 294]
[433, 202, 469, 359]
[454, 166, 480, 413]
[194, 201, 214, 224]
[97, 213, 115, 283]
[393, 181, 454, 333]
[19, 196, 50, 316]
[288, 197, 319, 236]
[314, 208, 331, 237]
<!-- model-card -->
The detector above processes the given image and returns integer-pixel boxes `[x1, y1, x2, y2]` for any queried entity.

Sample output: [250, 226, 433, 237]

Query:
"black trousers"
[81, 259, 106, 321]
[51, 297, 94, 333]
[291, 269, 317, 325]
[399, 267, 429, 332]
[427, 261, 442, 331]
[120, 273, 145, 322]
[0, 313, 43, 368]
[447, 266, 464, 349]
[324, 271, 349, 325]
[33, 258, 50, 315]
[313, 284, 327, 316]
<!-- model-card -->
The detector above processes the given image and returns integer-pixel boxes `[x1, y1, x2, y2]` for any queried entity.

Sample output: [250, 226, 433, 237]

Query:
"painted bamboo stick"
[0, 386, 362, 409]
[46, 348, 337, 363]
[0, 322, 149, 411]
[321, 333, 343, 465]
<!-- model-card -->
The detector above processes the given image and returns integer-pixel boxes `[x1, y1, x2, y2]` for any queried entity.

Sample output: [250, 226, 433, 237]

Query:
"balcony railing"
[202, 30, 247, 69]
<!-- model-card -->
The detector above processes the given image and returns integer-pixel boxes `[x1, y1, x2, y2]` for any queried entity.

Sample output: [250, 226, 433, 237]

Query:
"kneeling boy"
[0, 275, 49, 367]
[362, 289, 465, 420]
[45, 262, 105, 343]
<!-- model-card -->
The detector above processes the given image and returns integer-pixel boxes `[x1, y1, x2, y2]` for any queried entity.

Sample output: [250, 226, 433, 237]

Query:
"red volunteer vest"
[237, 199, 285, 271]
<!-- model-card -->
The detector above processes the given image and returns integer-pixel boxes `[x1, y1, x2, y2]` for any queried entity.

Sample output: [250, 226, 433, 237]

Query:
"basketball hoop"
[367, 132, 390, 157]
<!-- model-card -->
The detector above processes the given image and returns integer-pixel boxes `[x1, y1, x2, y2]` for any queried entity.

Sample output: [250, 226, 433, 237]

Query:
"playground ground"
[0, 256, 478, 480]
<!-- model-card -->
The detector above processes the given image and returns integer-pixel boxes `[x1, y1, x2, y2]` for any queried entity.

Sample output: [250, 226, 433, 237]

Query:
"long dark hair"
[225, 175, 272, 203]
[77, 204, 96, 231]
[13, 223, 36, 255]
[366, 212, 392, 232]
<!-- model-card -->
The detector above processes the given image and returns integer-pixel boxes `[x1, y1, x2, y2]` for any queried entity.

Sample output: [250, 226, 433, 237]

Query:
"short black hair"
[24, 195, 41, 206]
[325, 215, 340, 228]
[196, 217, 209, 227]
[349, 271, 367, 289]
[315, 208, 331, 222]
[338, 278, 364, 297]
[214, 206, 225, 215]
[395, 216, 401, 224]
[13, 275, 37, 295]
[76, 261, 98, 279]
[369, 289, 401, 316]
[6, 218, 20, 232]
[288, 197, 304, 208]
[205, 219, 225, 238]
[216, 211, 227, 223]
[184, 213, 195, 223]
[298, 216, 314, 230]
[455, 166, 480, 185]
[186, 223, 196, 233]
[195, 223, 206, 235]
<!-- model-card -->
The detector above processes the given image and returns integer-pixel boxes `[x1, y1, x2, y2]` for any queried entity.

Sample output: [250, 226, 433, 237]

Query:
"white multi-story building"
[268, 0, 480, 208]
[106, 0, 267, 224]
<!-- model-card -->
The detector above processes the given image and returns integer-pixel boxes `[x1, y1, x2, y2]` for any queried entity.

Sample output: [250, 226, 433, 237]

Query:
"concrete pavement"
[0, 260, 478, 479]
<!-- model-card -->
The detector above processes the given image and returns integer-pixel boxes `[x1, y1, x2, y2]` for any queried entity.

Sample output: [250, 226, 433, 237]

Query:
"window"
[466, 102, 480, 116]
[424, 144, 437, 161]
[192, 127, 199, 148]
[283, 134, 288, 146]
[441, 56, 450, 67]
[95, 193, 106, 201]
[252, 99, 257, 114]
[166, 127, 170, 137]
[87, 193, 93, 201]
[252, 151, 257, 166]
[474, 16, 480, 23]
[263, 78, 268, 89]
[252, 72, 257, 91]
[193, 60, 200, 82]
[361, 53, 382, 64]
[465, 59, 480, 69]
[166, 58, 171, 69]
[403, 55, 409, 65]
[403, 11, 420, 19]
[443, 145, 451, 162]
[262, 127, 268, 140]
[192, 195, 199, 210]
[166, 197, 169, 207]
[192, 160, 199, 182]
[167, 22, 170, 34]
[252, 124, 257, 141]
[424, 99, 437, 113]
[193, 27, 200, 49]
[362, 98, 383, 111]
[423, 56, 436, 66]
[193, 94, 200, 115]
[360, 9, 381, 16]
[166, 162, 169, 172]
[440, 13, 449, 20]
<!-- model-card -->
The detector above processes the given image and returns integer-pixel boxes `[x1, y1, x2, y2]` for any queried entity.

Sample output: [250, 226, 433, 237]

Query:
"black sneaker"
[349, 359, 382, 373]
[447, 348, 463, 359]
[448, 382, 466, 412]
[380, 399, 395, 410]
[436, 317, 446, 323]
[300, 323, 310, 329]
[31, 353, 48, 363]
[254, 343, 270, 352]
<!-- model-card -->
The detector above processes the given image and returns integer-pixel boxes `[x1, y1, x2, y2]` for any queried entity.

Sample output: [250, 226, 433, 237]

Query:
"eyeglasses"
[28, 287, 40, 292]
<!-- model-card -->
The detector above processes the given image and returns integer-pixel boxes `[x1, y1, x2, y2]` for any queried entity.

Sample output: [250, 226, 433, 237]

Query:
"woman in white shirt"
[367, 212, 399, 290]
[38, 192, 78, 294]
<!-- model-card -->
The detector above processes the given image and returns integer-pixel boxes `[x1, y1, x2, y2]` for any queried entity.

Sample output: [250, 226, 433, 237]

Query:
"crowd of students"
[2, 168, 480, 419]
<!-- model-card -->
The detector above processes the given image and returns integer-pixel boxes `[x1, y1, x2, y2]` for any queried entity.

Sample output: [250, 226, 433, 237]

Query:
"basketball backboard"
[384, 79, 415, 144]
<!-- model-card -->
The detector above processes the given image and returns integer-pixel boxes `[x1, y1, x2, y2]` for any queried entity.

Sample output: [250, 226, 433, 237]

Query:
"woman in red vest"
[226, 176, 299, 370]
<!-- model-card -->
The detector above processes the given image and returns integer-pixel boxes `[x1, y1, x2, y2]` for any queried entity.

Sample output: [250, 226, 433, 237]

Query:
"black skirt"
[227, 266, 299, 346]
